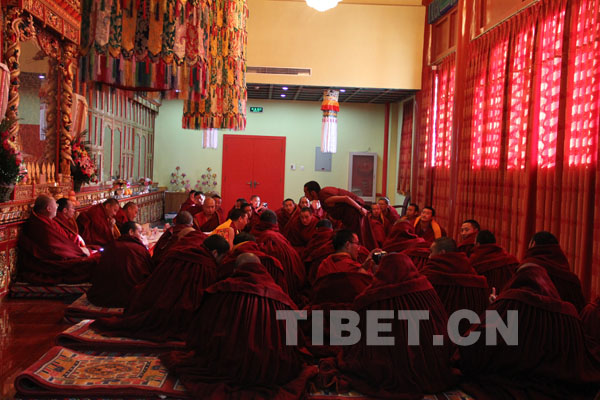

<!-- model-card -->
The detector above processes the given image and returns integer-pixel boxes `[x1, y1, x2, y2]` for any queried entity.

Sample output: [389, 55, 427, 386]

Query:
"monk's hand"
[109, 218, 116, 226]
[81, 247, 91, 257]
[489, 287, 497, 303]
[359, 207, 368, 217]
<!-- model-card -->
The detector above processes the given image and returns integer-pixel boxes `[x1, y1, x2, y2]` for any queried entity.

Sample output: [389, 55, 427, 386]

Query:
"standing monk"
[77, 198, 121, 247]
[304, 181, 377, 250]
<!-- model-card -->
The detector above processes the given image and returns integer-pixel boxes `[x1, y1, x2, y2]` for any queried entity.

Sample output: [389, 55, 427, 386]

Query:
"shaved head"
[33, 195, 57, 218]
[203, 197, 216, 216]
[235, 252, 261, 268]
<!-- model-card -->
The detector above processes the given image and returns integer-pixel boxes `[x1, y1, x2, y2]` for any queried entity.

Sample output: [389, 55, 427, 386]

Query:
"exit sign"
[250, 106, 263, 113]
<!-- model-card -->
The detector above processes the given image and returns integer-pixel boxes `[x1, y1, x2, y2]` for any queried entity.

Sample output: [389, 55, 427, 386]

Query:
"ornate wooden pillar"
[58, 42, 77, 181]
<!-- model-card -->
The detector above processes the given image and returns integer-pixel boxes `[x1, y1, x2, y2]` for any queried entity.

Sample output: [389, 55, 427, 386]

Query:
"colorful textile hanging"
[202, 128, 218, 148]
[321, 89, 339, 153]
[182, 0, 248, 130]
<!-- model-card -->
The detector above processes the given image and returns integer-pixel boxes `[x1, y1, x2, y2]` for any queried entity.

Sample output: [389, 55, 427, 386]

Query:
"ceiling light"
[340, 89, 346, 93]
[282, 86, 288, 91]
[306, 0, 341, 12]
[281, 94, 286, 98]
[255, 86, 260, 90]
[38, 74, 45, 79]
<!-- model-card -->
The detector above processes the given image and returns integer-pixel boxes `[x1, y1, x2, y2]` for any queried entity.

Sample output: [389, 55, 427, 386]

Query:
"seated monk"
[304, 181, 377, 250]
[17, 195, 99, 284]
[377, 196, 400, 228]
[77, 198, 121, 247]
[93, 235, 230, 342]
[115, 202, 138, 230]
[469, 230, 518, 296]
[275, 198, 299, 231]
[421, 237, 488, 334]
[310, 199, 325, 219]
[457, 219, 480, 257]
[317, 253, 456, 398]
[522, 231, 586, 311]
[284, 207, 319, 254]
[250, 210, 306, 303]
[241, 202, 255, 232]
[160, 253, 316, 399]
[193, 197, 221, 232]
[87, 221, 153, 308]
[212, 208, 249, 248]
[152, 211, 195, 265]
[382, 220, 430, 270]
[179, 190, 203, 215]
[316, 230, 374, 280]
[55, 198, 83, 245]
[413, 206, 447, 244]
[399, 202, 419, 224]
[226, 197, 247, 219]
[367, 203, 388, 247]
[303, 219, 335, 283]
[581, 298, 600, 343]
[459, 263, 600, 399]
[211, 194, 225, 221]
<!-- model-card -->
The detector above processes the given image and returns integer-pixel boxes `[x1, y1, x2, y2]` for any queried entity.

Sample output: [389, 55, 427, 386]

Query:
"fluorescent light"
[281, 94, 286, 98]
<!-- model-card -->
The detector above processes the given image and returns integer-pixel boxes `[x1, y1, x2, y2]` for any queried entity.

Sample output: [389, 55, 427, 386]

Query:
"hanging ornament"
[203, 128, 218, 149]
[321, 89, 339, 153]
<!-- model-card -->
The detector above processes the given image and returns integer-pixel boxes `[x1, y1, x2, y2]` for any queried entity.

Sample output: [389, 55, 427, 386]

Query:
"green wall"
[154, 99, 385, 206]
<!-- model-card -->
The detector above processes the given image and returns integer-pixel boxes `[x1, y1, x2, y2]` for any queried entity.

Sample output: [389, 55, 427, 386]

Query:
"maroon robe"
[318, 187, 377, 250]
[316, 253, 370, 280]
[382, 221, 430, 269]
[459, 264, 600, 400]
[422, 252, 488, 332]
[114, 208, 131, 229]
[414, 219, 447, 244]
[368, 214, 387, 247]
[216, 207, 225, 222]
[284, 214, 319, 253]
[17, 212, 99, 284]
[275, 206, 299, 231]
[151, 225, 196, 265]
[581, 297, 600, 343]
[87, 235, 153, 308]
[193, 211, 221, 232]
[179, 198, 197, 213]
[160, 262, 317, 399]
[93, 235, 216, 342]
[317, 253, 456, 398]
[469, 243, 518, 295]
[303, 227, 335, 284]
[310, 204, 325, 219]
[77, 204, 119, 247]
[457, 232, 477, 257]
[523, 244, 586, 311]
[54, 213, 80, 243]
[381, 206, 400, 227]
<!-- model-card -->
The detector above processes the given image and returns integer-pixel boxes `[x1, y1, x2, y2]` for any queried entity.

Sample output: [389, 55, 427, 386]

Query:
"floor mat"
[10, 282, 91, 299]
[63, 294, 124, 323]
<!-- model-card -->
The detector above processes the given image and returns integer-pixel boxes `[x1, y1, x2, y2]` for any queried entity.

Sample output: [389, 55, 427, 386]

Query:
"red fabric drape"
[413, 64, 434, 206]
[397, 99, 414, 194]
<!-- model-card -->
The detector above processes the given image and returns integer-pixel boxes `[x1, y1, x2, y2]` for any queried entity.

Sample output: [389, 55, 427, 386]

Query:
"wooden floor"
[0, 297, 71, 398]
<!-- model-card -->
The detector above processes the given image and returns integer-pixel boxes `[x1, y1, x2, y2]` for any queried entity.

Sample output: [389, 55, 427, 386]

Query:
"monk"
[457, 219, 480, 257]
[77, 198, 121, 247]
[193, 197, 221, 232]
[241, 202, 254, 232]
[414, 206, 447, 244]
[54, 198, 81, 244]
[304, 181, 377, 250]
[226, 197, 247, 219]
[316, 230, 374, 280]
[275, 198, 299, 231]
[317, 253, 456, 398]
[17, 195, 98, 284]
[421, 237, 488, 333]
[522, 231, 586, 311]
[87, 221, 153, 308]
[399, 203, 419, 223]
[367, 203, 388, 247]
[160, 253, 317, 399]
[211, 194, 225, 221]
[382, 220, 430, 269]
[459, 263, 600, 399]
[115, 201, 138, 229]
[377, 196, 400, 226]
[212, 208, 249, 247]
[284, 207, 319, 253]
[298, 196, 310, 209]
[469, 230, 518, 296]
[303, 219, 335, 283]
[310, 199, 325, 219]
[152, 211, 196, 265]
[93, 234, 230, 342]
[581, 298, 600, 343]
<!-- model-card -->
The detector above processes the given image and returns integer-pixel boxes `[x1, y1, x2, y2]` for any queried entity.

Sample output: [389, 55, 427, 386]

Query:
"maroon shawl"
[581, 297, 600, 343]
[316, 253, 369, 280]
[93, 239, 216, 342]
[523, 244, 586, 311]
[470, 243, 518, 295]
[17, 212, 98, 284]
[114, 208, 131, 229]
[368, 214, 387, 247]
[317, 253, 455, 399]
[414, 219, 447, 244]
[459, 264, 600, 400]
[77, 204, 118, 247]
[284, 214, 319, 251]
[457, 232, 477, 257]
[275, 205, 299, 231]
[303, 226, 334, 262]
[54, 213, 80, 243]
[160, 262, 317, 399]
[179, 198, 196, 213]
[382, 220, 430, 253]
[151, 225, 196, 265]
[381, 205, 400, 227]
[193, 211, 221, 232]
[87, 235, 153, 308]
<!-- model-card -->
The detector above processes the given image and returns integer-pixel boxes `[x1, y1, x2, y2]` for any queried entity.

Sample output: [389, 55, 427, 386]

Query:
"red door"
[222, 135, 286, 211]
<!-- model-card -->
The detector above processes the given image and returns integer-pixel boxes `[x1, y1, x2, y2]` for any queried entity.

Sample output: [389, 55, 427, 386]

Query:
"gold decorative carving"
[59, 42, 77, 177]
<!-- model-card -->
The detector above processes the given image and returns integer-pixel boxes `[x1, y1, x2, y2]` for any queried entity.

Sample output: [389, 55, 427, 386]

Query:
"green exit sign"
[250, 106, 263, 113]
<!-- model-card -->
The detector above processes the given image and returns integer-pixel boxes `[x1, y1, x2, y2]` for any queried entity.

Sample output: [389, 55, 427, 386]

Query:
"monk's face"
[371, 203, 382, 217]
[347, 234, 360, 261]
[377, 199, 388, 211]
[283, 200, 295, 214]
[47, 199, 58, 219]
[213, 197, 222, 209]
[460, 223, 478, 240]
[106, 203, 120, 218]
[299, 211, 312, 226]
[406, 205, 418, 218]
[63, 200, 76, 219]
[299, 196, 310, 208]
[195, 194, 205, 205]
[126, 205, 139, 220]
[203, 198, 216, 216]
[233, 214, 248, 231]
[429, 243, 440, 258]
[242, 205, 252, 219]
[303, 187, 317, 201]
[420, 208, 433, 223]
[131, 223, 143, 240]
[251, 196, 260, 208]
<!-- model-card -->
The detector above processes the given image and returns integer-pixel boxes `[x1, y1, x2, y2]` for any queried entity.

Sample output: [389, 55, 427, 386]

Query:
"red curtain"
[397, 99, 414, 194]
[413, 66, 434, 206]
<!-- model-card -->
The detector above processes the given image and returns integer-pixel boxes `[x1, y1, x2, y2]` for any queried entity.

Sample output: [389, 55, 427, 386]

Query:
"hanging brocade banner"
[321, 89, 339, 153]
[182, 0, 247, 130]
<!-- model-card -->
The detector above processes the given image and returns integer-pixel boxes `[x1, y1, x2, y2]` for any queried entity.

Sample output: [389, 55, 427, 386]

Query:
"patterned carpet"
[63, 293, 123, 323]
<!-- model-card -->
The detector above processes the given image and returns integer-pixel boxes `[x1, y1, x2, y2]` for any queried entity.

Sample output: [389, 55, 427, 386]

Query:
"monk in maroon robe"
[421, 237, 488, 333]
[368, 203, 389, 247]
[193, 197, 221, 232]
[152, 211, 196, 265]
[93, 234, 229, 342]
[459, 263, 600, 399]
[581, 297, 600, 343]
[54, 198, 81, 244]
[17, 195, 99, 284]
[522, 231, 586, 311]
[317, 253, 456, 398]
[275, 198, 299, 231]
[115, 202, 138, 229]
[456, 219, 480, 257]
[160, 255, 317, 399]
[316, 230, 374, 280]
[399, 203, 419, 224]
[77, 198, 121, 247]
[303, 219, 335, 283]
[310, 199, 325, 219]
[179, 190, 203, 215]
[87, 222, 153, 308]
[413, 206, 447, 244]
[304, 181, 377, 250]
[377, 196, 400, 228]
[212, 194, 225, 222]
[469, 230, 518, 295]
[284, 207, 319, 253]
[382, 220, 430, 270]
